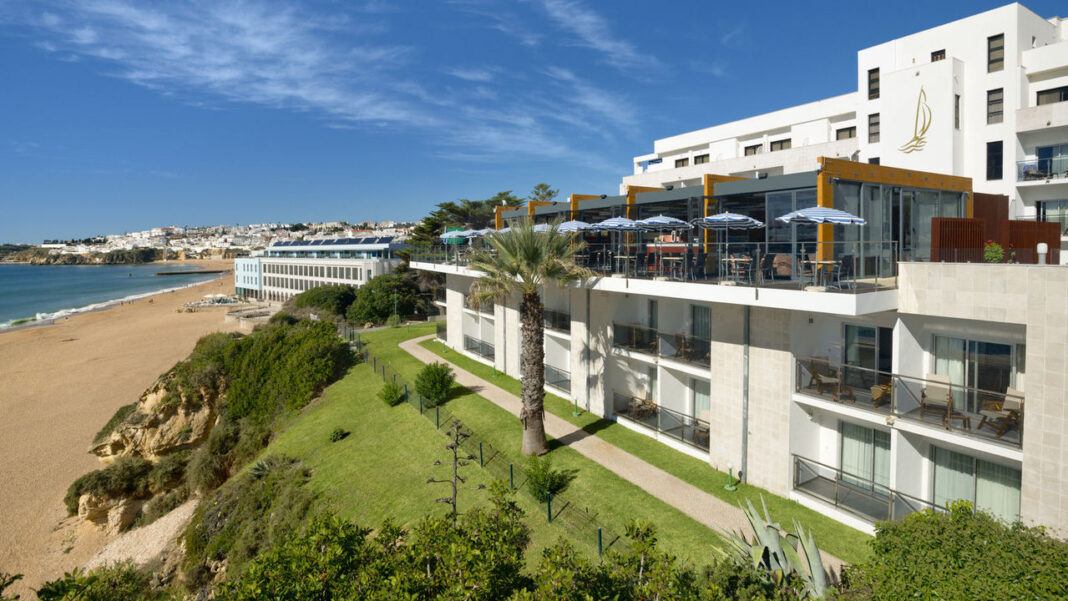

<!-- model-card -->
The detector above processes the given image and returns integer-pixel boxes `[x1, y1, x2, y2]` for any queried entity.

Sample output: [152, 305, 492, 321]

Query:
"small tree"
[525, 454, 577, 502]
[528, 183, 558, 203]
[427, 420, 476, 522]
[377, 381, 405, 406]
[346, 274, 422, 324]
[414, 362, 455, 407]
[984, 240, 1005, 263]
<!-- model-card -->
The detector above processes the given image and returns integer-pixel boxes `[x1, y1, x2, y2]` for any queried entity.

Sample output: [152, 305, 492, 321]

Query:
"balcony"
[543, 309, 571, 333]
[613, 392, 710, 451]
[435, 320, 447, 341]
[612, 323, 659, 355]
[658, 331, 711, 367]
[462, 295, 492, 315]
[793, 455, 943, 524]
[795, 357, 1023, 448]
[544, 364, 571, 393]
[432, 287, 446, 304]
[1017, 157, 1068, 183]
[1016, 98, 1068, 134]
[463, 335, 495, 361]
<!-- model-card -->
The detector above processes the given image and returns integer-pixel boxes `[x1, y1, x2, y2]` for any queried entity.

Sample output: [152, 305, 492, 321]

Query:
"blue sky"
[0, 0, 1062, 242]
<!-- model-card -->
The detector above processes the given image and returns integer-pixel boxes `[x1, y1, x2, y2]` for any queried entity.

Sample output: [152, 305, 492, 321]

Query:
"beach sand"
[0, 260, 243, 595]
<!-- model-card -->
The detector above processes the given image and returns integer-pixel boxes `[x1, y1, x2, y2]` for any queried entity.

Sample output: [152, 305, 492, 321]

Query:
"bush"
[288, 285, 356, 319]
[329, 427, 349, 442]
[346, 274, 422, 324]
[414, 362, 455, 407]
[136, 486, 191, 528]
[377, 382, 405, 406]
[36, 563, 174, 601]
[840, 501, 1068, 600]
[524, 455, 577, 502]
[984, 240, 1005, 263]
[92, 403, 136, 445]
[148, 452, 189, 494]
[64, 457, 154, 515]
[385, 313, 402, 328]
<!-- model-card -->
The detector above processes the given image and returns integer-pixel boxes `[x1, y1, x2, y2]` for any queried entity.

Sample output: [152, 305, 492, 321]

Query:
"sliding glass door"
[932, 447, 1021, 522]
[933, 336, 1016, 413]
[840, 422, 890, 493]
[843, 324, 893, 390]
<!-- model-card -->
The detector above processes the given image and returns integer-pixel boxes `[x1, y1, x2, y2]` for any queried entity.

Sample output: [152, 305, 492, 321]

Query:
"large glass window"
[1036, 143, 1068, 180]
[836, 126, 856, 140]
[840, 422, 890, 492]
[692, 378, 711, 422]
[744, 143, 761, 156]
[1037, 85, 1068, 105]
[690, 305, 710, 340]
[932, 335, 1018, 413]
[843, 324, 893, 389]
[770, 139, 791, 152]
[933, 447, 1020, 522]
[987, 141, 1003, 180]
[1038, 200, 1068, 236]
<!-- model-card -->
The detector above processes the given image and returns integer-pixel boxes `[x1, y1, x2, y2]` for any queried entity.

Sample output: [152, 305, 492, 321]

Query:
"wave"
[0, 275, 221, 330]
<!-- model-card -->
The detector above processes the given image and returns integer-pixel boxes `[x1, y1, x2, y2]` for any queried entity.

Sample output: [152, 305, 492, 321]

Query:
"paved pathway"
[400, 335, 845, 570]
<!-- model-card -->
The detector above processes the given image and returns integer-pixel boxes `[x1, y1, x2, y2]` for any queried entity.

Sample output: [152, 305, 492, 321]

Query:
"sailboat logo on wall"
[899, 87, 932, 153]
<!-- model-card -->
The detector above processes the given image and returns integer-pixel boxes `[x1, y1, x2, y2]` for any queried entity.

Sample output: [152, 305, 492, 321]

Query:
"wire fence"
[343, 327, 631, 559]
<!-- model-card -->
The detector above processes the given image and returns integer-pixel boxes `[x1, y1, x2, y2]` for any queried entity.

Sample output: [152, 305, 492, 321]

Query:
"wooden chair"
[807, 357, 840, 398]
[870, 382, 892, 408]
[978, 388, 1023, 438]
[920, 373, 969, 428]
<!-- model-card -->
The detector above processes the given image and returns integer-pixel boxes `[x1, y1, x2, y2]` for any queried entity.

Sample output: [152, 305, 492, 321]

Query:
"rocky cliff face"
[92, 372, 219, 462]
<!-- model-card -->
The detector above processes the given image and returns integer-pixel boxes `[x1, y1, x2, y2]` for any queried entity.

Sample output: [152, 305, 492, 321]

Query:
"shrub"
[36, 563, 173, 601]
[524, 455, 577, 503]
[92, 403, 136, 445]
[187, 418, 241, 493]
[288, 285, 356, 318]
[377, 382, 405, 406]
[328, 427, 349, 442]
[136, 486, 191, 528]
[984, 240, 1005, 263]
[346, 274, 422, 324]
[840, 501, 1068, 600]
[385, 313, 402, 328]
[64, 457, 154, 515]
[148, 452, 189, 494]
[414, 362, 455, 407]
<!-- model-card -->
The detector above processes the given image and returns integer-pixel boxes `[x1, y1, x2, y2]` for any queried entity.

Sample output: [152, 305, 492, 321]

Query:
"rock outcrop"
[78, 493, 144, 536]
[91, 372, 219, 462]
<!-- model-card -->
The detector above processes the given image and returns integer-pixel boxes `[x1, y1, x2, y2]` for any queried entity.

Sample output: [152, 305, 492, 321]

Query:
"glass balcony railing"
[612, 323, 659, 355]
[1017, 157, 1068, 181]
[435, 320, 447, 341]
[543, 309, 571, 333]
[613, 392, 710, 451]
[792, 454, 944, 524]
[795, 357, 1023, 448]
[658, 332, 711, 367]
[463, 335, 495, 361]
[544, 364, 571, 393]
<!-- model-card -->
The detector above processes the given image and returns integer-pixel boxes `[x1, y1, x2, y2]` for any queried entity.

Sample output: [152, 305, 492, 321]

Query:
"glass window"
[954, 94, 961, 129]
[690, 305, 711, 340]
[770, 139, 791, 152]
[933, 447, 1020, 522]
[868, 157, 880, 165]
[675, 157, 689, 168]
[868, 113, 880, 143]
[692, 378, 711, 423]
[840, 422, 890, 491]
[744, 144, 762, 156]
[987, 141, 1003, 180]
[1038, 200, 1068, 236]
[1037, 85, 1068, 105]
[868, 68, 880, 99]
[647, 365, 658, 401]
[931, 49, 945, 62]
[987, 89, 1003, 124]
[987, 34, 1004, 72]
[694, 154, 709, 165]
[836, 126, 856, 140]
[647, 299, 658, 330]
[933, 335, 1017, 413]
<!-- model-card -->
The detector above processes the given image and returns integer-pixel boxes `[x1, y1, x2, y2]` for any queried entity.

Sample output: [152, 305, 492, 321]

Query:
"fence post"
[392, 373, 397, 384]
[372, 356, 376, 370]
[435, 406, 440, 428]
[509, 463, 514, 489]
[418, 395, 424, 413]
[479, 442, 484, 467]
[597, 527, 603, 560]
[547, 493, 553, 523]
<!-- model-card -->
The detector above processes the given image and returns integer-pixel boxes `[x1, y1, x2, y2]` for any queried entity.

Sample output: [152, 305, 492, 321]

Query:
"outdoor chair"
[870, 382, 892, 408]
[798, 254, 817, 288]
[920, 373, 969, 429]
[807, 357, 840, 397]
[978, 388, 1023, 438]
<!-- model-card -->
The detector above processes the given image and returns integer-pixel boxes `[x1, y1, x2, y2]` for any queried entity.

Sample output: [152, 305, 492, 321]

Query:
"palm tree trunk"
[519, 291, 548, 456]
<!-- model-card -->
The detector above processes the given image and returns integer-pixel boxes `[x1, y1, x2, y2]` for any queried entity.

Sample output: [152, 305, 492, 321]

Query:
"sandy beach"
[0, 260, 242, 595]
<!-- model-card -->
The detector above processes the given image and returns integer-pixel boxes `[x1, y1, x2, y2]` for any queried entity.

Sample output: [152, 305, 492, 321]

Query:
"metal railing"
[462, 295, 493, 315]
[795, 357, 1023, 448]
[463, 335, 495, 361]
[543, 309, 571, 333]
[1017, 157, 1068, 181]
[435, 320, 447, 341]
[613, 392, 710, 452]
[544, 364, 571, 393]
[793, 454, 944, 524]
[612, 323, 658, 355]
[658, 331, 711, 367]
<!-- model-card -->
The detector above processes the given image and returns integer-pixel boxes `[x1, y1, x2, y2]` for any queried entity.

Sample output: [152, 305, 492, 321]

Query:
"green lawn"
[418, 336, 873, 563]
[351, 324, 725, 566]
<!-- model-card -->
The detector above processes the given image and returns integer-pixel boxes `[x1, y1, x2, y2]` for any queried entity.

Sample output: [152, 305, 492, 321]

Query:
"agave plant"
[725, 496, 833, 599]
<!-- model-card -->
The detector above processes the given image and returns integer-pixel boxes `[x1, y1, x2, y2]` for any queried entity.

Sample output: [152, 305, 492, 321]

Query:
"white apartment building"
[235, 236, 404, 303]
[625, 3, 1068, 234]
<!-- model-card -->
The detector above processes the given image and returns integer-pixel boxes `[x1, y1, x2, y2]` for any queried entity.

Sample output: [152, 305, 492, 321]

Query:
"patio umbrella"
[590, 216, 645, 231]
[637, 215, 692, 277]
[531, 223, 551, 233]
[775, 207, 866, 225]
[557, 220, 591, 233]
[691, 212, 765, 230]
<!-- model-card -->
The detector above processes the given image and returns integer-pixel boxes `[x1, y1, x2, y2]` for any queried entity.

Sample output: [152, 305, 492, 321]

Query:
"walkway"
[400, 335, 845, 570]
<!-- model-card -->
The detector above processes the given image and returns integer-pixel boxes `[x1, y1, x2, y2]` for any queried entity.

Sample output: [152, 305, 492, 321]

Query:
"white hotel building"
[234, 237, 404, 303]
[413, 3, 1068, 536]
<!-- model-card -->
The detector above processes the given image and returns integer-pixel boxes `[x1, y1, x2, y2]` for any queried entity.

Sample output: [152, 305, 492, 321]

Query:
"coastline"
[0, 259, 234, 332]
[0, 269, 242, 597]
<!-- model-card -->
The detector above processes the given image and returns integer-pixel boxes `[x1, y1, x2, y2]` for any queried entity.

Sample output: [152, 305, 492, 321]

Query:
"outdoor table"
[722, 256, 753, 283]
[661, 256, 685, 279]
[801, 259, 837, 287]
[614, 254, 636, 277]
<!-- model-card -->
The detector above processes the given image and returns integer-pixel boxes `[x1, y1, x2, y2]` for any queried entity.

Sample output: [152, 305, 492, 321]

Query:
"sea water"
[0, 263, 221, 328]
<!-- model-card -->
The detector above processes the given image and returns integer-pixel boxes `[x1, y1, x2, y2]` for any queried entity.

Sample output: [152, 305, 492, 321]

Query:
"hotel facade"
[234, 237, 404, 303]
[412, 4, 1068, 537]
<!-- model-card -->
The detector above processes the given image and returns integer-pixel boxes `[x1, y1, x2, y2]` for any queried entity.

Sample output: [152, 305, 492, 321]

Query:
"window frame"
[987, 34, 1004, 72]
[954, 94, 961, 129]
[1037, 85, 1068, 106]
[769, 139, 791, 152]
[744, 143, 762, 156]
[867, 68, 880, 100]
[986, 88, 1004, 124]
[693, 154, 709, 165]
[836, 126, 856, 140]
[868, 113, 880, 143]
[986, 140, 1004, 181]
[931, 49, 946, 62]
[674, 157, 689, 168]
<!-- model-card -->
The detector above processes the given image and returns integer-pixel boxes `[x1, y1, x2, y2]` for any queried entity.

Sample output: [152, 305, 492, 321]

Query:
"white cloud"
[445, 66, 497, 83]
[538, 0, 660, 71]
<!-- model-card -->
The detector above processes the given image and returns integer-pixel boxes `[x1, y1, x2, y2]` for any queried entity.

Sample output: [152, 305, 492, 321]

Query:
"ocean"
[0, 263, 222, 328]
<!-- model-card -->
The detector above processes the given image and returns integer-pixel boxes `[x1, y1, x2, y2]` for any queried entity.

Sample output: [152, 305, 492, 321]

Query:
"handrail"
[612, 323, 659, 354]
[544, 364, 571, 392]
[543, 309, 571, 332]
[463, 334, 495, 361]
[612, 391, 710, 451]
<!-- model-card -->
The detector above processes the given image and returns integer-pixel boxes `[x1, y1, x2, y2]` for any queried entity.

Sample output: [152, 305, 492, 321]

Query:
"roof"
[268, 236, 403, 251]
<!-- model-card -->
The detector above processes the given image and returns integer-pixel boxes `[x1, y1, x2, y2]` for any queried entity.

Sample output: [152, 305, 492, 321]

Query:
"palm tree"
[468, 219, 590, 455]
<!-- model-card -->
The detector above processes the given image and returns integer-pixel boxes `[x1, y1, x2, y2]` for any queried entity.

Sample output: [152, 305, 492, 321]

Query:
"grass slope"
[419, 336, 873, 564]
[261, 323, 723, 568]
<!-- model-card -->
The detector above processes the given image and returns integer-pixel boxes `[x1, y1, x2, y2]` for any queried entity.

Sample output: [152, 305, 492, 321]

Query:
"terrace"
[792, 454, 943, 523]
[613, 392, 710, 452]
